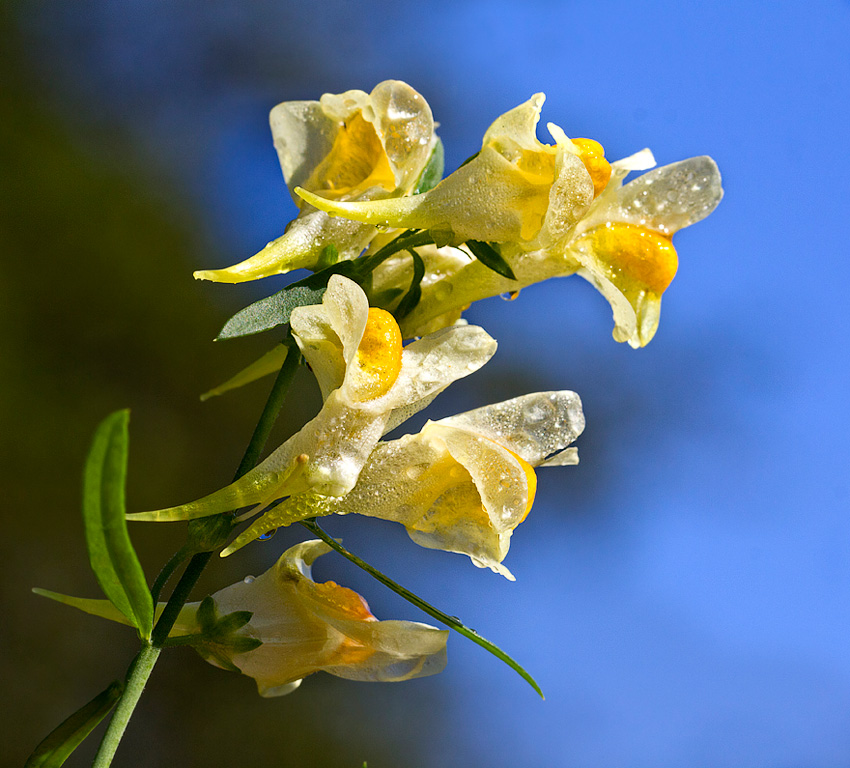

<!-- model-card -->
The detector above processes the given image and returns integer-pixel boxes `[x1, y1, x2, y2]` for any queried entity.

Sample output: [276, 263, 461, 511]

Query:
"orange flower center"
[580, 222, 678, 295]
[572, 138, 612, 198]
[350, 307, 403, 401]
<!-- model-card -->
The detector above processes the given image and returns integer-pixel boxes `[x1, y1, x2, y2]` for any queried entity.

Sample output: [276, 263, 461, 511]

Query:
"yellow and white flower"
[384, 151, 721, 347]
[36, 540, 448, 696]
[128, 275, 496, 522]
[225, 392, 585, 580]
[565, 153, 723, 346]
[295, 92, 722, 347]
[297, 93, 605, 250]
[194, 80, 438, 283]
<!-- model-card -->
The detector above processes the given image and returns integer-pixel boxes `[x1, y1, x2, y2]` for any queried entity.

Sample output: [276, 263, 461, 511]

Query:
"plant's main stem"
[91, 645, 161, 768]
[91, 335, 301, 767]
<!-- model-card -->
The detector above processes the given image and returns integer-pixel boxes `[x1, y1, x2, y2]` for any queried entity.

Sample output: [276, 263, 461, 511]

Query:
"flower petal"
[211, 541, 448, 695]
[382, 324, 497, 433]
[615, 155, 724, 235]
[290, 273, 369, 399]
[195, 81, 437, 282]
[435, 391, 585, 465]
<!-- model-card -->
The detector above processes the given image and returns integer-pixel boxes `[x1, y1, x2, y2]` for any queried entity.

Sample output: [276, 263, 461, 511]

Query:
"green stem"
[149, 543, 192, 604]
[152, 333, 301, 645]
[91, 645, 161, 768]
[357, 229, 433, 274]
[92, 333, 302, 766]
[233, 335, 301, 479]
[299, 519, 544, 698]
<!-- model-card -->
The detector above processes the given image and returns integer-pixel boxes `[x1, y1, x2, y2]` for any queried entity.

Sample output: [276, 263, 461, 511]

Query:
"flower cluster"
[299, 93, 723, 347]
[42, 82, 721, 699]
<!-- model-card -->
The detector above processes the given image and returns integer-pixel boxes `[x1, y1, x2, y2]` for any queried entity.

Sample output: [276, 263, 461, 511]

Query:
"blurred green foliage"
[1, 8, 444, 767]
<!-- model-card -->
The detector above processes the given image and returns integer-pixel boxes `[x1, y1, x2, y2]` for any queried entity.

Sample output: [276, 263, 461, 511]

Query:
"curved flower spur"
[194, 80, 439, 282]
[127, 275, 497, 523]
[36, 541, 448, 697]
[225, 392, 586, 580]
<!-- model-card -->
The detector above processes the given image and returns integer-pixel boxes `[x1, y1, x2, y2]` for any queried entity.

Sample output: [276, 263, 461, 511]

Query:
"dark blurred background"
[3, 1, 850, 766]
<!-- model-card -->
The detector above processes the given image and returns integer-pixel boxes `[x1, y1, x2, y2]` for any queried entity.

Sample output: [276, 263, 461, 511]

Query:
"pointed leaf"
[196, 595, 217, 633]
[32, 588, 132, 626]
[216, 261, 361, 340]
[24, 681, 123, 768]
[395, 249, 426, 319]
[300, 519, 544, 698]
[466, 240, 517, 281]
[412, 138, 444, 195]
[82, 410, 153, 639]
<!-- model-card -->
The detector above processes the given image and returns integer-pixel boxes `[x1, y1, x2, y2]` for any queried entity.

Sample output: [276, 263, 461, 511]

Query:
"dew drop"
[406, 465, 424, 480]
[258, 529, 277, 541]
[243, 576, 255, 584]
[523, 399, 553, 423]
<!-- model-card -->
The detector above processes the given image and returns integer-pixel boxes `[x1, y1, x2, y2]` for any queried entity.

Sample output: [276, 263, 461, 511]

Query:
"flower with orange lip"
[127, 275, 496, 524]
[296, 93, 607, 250]
[374, 150, 722, 348]
[35, 541, 448, 696]
[223, 391, 585, 580]
[564, 153, 723, 347]
[194, 80, 438, 283]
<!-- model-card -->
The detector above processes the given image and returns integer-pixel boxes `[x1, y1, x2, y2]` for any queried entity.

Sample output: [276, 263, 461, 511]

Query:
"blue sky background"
[9, 1, 850, 766]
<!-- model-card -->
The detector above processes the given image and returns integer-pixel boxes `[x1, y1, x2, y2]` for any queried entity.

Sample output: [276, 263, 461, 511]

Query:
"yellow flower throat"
[582, 222, 678, 295]
[307, 112, 397, 198]
[352, 308, 403, 400]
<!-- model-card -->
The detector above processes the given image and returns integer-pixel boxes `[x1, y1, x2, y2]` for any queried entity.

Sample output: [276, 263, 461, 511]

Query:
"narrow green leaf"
[466, 240, 517, 281]
[32, 588, 132, 626]
[25, 681, 123, 768]
[412, 138, 444, 194]
[83, 410, 153, 639]
[394, 249, 426, 319]
[300, 520, 544, 698]
[356, 229, 434, 275]
[216, 261, 360, 340]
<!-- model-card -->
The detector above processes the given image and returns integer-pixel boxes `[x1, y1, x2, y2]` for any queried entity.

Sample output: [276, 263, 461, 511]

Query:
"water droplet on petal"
[243, 576, 255, 584]
[258, 529, 277, 541]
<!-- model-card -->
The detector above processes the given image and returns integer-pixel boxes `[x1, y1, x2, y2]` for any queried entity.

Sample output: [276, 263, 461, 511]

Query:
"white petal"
[382, 325, 497, 432]
[436, 391, 585, 465]
[616, 156, 724, 235]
